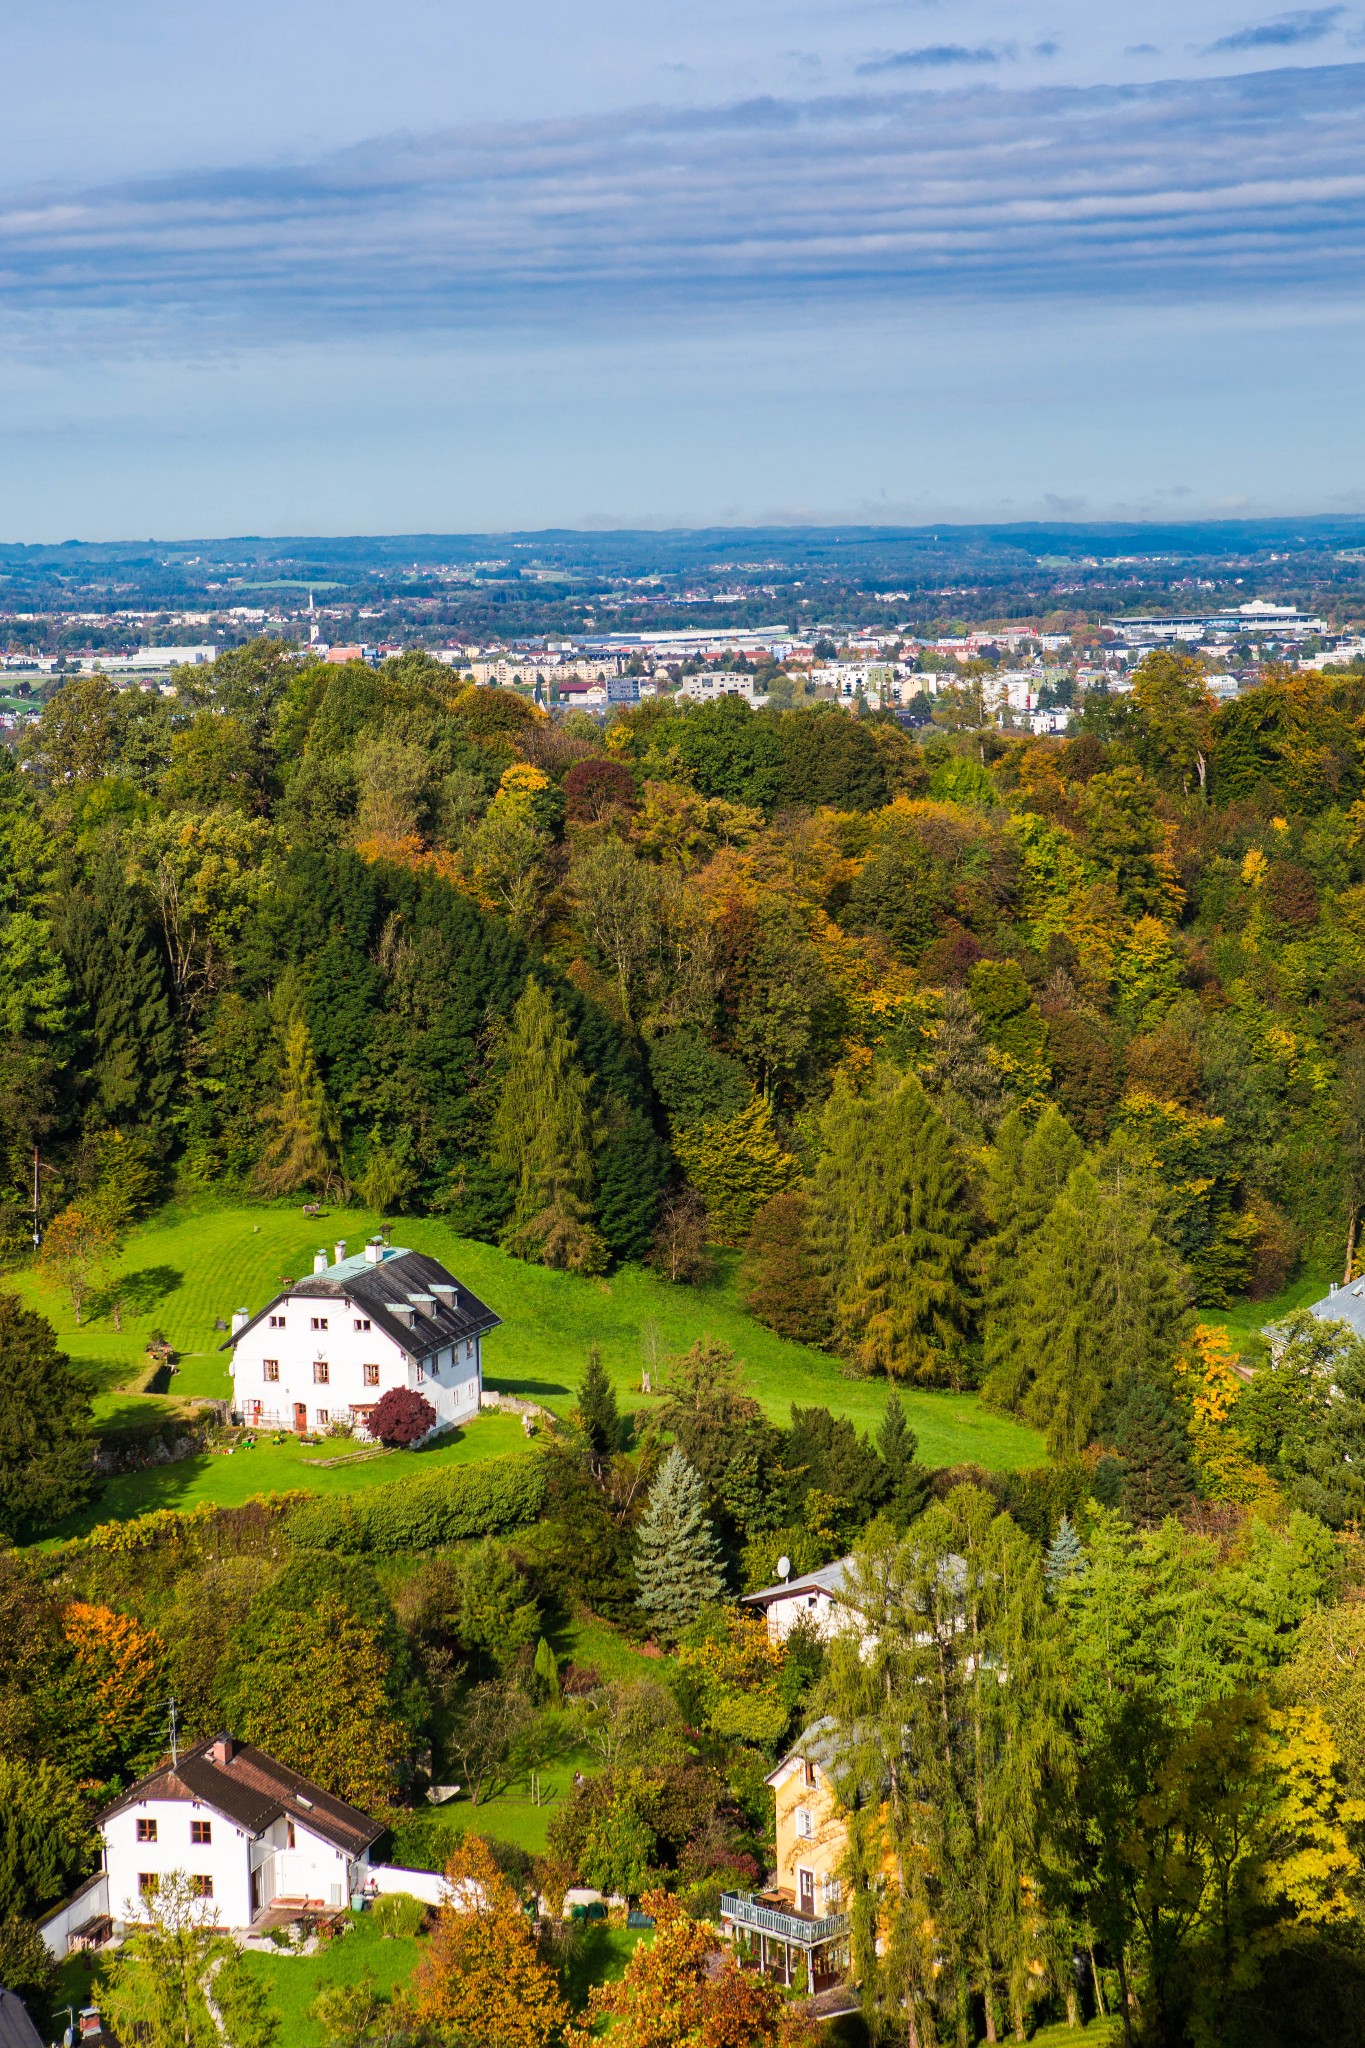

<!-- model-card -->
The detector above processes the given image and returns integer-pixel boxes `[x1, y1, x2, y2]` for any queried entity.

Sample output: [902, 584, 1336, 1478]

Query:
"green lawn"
[235, 1913, 422, 2045]
[1204, 1270, 1332, 1363]
[17, 1200, 1045, 1538]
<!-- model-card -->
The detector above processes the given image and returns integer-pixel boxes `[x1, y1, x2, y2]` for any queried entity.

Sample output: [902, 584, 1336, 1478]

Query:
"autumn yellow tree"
[409, 1835, 567, 2048]
[1173, 1322, 1281, 1510]
[569, 1890, 814, 2048]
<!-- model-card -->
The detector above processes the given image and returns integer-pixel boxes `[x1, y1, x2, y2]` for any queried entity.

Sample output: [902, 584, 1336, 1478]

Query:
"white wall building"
[40, 1734, 383, 1949]
[742, 1557, 862, 1644]
[225, 1239, 499, 1437]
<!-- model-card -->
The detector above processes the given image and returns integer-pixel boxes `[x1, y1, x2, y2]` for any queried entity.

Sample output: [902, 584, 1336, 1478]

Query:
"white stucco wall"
[233, 1297, 481, 1434]
[104, 1796, 254, 1930]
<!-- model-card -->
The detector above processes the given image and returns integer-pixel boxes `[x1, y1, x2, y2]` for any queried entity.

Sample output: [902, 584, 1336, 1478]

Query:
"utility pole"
[169, 1697, 179, 1768]
[32, 1146, 40, 1249]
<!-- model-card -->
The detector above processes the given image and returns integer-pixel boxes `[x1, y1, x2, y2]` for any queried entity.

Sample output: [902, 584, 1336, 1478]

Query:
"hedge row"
[284, 1452, 547, 1554]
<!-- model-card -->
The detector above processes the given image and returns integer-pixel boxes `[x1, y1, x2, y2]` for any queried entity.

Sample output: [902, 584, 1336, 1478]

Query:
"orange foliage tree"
[568, 1890, 815, 2048]
[409, 1835, 567, 2048]
[58, 1600, 165, 1780]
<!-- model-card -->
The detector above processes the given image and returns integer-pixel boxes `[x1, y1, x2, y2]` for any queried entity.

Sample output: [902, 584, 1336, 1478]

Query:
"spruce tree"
[1112, 1380, 1195, 1526]
[634, 1448, 726, 1632]
[1043, 1514, 1087, 1592]
[595, 1113, 666, 1263]
[577, 1346, 622, 1460]
[811, 1068, 975, 1384]
[0, 1293, 99, 1541]
[256, 1012, 345, 1197]
[62, 861, 176, 1130]
[490, 978, 605, 1272]
[876, 1394, 931, 1528]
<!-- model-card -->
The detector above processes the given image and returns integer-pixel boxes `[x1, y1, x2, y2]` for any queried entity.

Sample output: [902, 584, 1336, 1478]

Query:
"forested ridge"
[5, 645, 1365, 2042]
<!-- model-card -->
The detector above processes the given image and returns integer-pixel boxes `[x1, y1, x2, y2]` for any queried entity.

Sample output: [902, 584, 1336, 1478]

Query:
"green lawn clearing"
[1203, 1271, 1333, 1364]
[18, 1198, 1045, 1539]
[235, 1912, 422, 2045]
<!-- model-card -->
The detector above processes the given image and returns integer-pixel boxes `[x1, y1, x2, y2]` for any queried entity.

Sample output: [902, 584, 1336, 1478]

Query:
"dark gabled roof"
[99, 1733, 383, 1856]
[222, 1245, 500, 1362]
[0, 1991, 44, 2048]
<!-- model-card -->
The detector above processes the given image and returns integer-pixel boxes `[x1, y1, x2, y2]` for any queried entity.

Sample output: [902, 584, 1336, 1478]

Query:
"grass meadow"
[19, 1199, 1046, 1535]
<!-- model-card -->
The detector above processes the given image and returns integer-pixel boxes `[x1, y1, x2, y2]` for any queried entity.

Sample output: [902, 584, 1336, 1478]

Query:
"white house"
[224, 1238, 500, 1437]
[39, 1734, 382, 1950]
[36, 1733, 464, 1957]
[743, 1557, 862, 1645]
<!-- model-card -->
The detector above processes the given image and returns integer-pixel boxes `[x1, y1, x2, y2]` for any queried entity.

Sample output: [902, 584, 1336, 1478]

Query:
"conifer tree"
[1043, 1514, 1087, 1592]
[595, 1113, 666, 1263]
[634, 1448, 726, 1632]
[979, 1106, 1084, 1409]
[818, 1489, 1069, 2041]
[811, 1067, 975, 1384]
[576, 1346, 622, 1461]
[670, 1093, 795, 1246]
[1001, 1163, 1190, 1455]
[62, 861, 176, 1131]
[737, 1190, 832, 1342]
[490, 978, 605, 1272]
[1111, 1379, 1195, 1526]
[256, 1012, 345, 1197]
[876, 1393, 931, 1527]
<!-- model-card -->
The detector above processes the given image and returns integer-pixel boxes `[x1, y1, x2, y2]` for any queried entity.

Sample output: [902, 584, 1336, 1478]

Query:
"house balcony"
[719, 1891, 849, 1949]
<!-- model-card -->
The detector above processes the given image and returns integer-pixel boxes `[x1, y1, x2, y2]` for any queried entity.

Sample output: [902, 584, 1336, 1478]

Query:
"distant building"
[223, 1238, 499, 1437]
[1306, 1280, 1365, 1341]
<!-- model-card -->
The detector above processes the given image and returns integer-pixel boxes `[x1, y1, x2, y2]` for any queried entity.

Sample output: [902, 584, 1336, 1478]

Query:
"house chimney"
[208, 1735, 235, 1766]
[314, 1248, 328, 1274]
[364, 1238, 385, 1266]
[432, 1282, 456, 1308]
[335, 1239, 347, 1265]
[231, 1308, 250, 1336]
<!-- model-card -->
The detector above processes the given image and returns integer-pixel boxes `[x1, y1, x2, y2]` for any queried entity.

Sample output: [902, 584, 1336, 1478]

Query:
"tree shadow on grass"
[485, 1374, 571, 1399]
[108, 1265, 184, 1315]
[47, 1449, 218, 1543]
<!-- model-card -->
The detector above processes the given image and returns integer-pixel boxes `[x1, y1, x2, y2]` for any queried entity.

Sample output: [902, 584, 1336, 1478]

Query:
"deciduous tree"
[411, 1835, 567, 2048]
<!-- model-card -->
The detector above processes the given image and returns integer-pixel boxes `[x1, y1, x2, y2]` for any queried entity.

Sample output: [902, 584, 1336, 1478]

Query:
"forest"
[4, 646, 1365, 2046]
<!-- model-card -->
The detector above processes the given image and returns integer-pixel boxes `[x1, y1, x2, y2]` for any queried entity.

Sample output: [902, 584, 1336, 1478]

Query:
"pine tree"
[256, 1013, 345, 1197]
[811, 1068, 975, 1384]
[634, 1448, 726, 1632]
[1112, 1379, 1195, 1526]
[490, 978, 605, 1272]
[576, 1346, 622, 1460]
[737, 1190, 832, 1342]
[1043, 1514, 1087, 1592]
[62, 861, 176, 1130]
[979, 1106, 1084, 1409]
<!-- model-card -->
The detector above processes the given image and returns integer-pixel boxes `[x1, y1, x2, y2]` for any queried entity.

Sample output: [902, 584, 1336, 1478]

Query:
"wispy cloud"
[1, 62, 1364, 349]
[857, 43, 1005, 72]
[1206, 6, 1343, 50]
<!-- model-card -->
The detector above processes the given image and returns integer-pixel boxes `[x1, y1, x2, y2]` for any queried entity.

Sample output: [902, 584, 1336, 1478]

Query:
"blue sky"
[3, 1, 1364, 536]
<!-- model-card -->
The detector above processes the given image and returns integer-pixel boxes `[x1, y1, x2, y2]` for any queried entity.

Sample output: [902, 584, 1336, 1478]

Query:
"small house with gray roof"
[224, 1236, 499, 1437]
[1306, 1279, 1365, 1342]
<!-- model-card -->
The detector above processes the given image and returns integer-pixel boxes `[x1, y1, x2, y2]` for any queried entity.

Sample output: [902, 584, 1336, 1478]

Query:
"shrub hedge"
[284, 1452, 546, 1554]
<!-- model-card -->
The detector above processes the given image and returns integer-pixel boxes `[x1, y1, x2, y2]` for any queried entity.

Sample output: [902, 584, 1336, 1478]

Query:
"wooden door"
[294, 1402, 308, 1432]
[798, 1867, 814, 1915]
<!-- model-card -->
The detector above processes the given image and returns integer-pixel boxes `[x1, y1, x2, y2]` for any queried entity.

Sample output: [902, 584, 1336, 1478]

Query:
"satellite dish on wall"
[777, 1555, 791, 1582]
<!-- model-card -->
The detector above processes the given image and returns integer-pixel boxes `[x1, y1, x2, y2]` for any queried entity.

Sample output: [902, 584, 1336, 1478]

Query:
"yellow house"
[719, 1719, 852, 1992]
